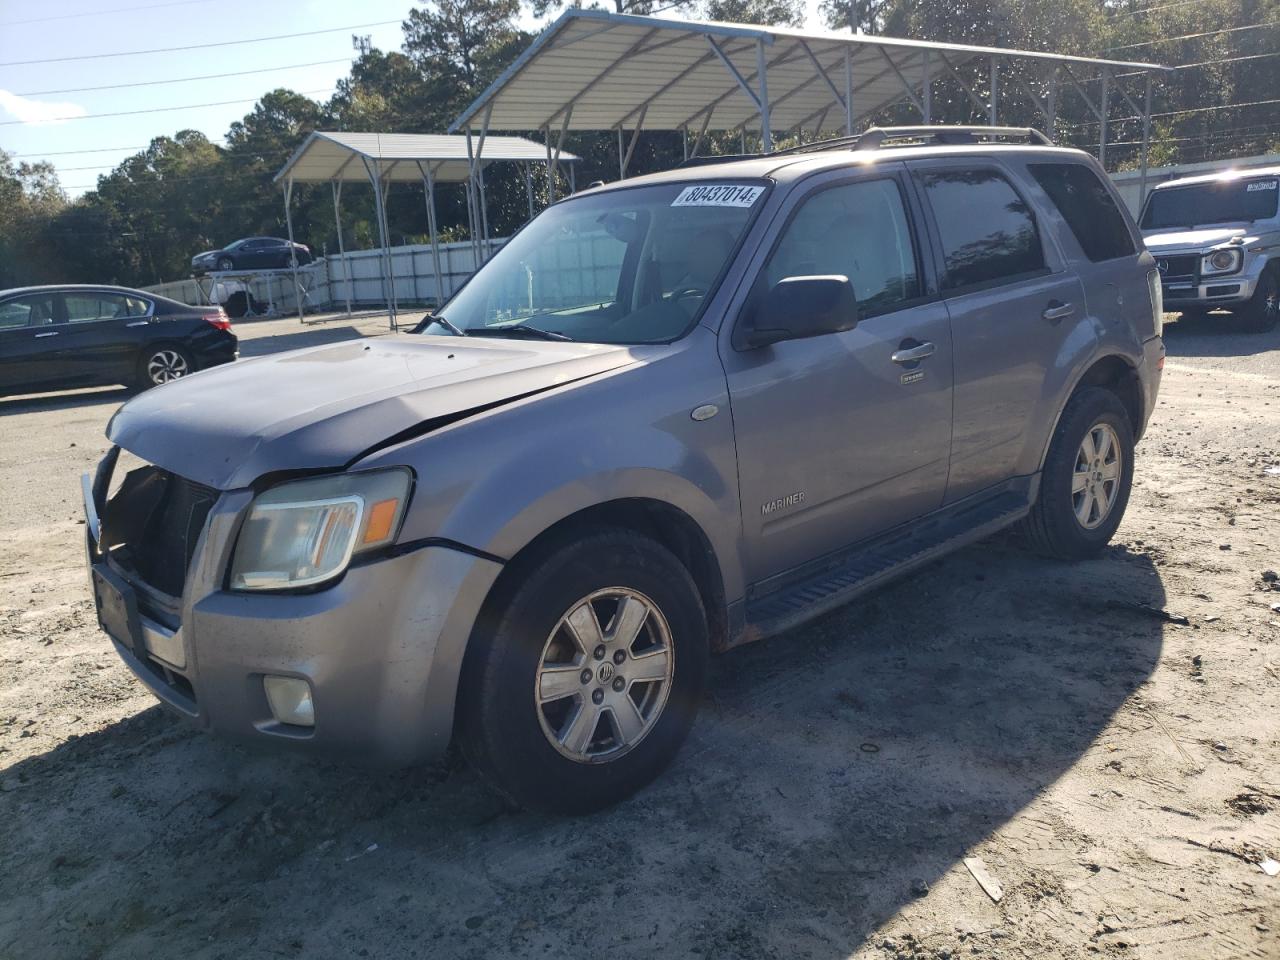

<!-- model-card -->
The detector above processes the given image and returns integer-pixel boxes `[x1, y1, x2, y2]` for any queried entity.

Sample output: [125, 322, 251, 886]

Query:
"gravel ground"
[0, 311, 1278, 960]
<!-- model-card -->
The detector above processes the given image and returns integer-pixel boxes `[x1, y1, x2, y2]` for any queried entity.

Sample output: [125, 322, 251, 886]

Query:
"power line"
[0, 19, 401, 67]
[1110, 0, 1235, 17]
[0, 89, 334, 126]
[14, 58, 352, 97]
[1104, 21, 1279, 51]
[8, 142, 227, 158]
[1174, 50, 1280, 70]
[0, 0, 218, 25]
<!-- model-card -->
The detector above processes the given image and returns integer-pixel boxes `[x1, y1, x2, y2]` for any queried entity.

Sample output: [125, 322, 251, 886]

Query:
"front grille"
[1156, 254, 1198, 284]
[101, 463, 219, 598]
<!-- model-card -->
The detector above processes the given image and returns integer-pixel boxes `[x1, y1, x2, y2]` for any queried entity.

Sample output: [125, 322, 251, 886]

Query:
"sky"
[0, 0, 824, 198]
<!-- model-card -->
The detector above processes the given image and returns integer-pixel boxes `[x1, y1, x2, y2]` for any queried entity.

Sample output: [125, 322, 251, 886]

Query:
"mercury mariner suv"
[83, 127, 1165, 813]
[1140, 166, 1280, 332]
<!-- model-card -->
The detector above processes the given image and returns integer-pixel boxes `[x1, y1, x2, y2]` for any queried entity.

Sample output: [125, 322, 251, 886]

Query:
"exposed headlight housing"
[230, 468, 412, 591]
[1202, 248, 1242, 276]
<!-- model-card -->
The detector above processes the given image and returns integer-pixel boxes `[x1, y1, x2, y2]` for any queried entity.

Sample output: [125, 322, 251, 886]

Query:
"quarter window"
[762, 178, 921, 317]
[0, 293, 57, 330]
[918, 168, 1046, 291]
[1029, 163, 1135, 262]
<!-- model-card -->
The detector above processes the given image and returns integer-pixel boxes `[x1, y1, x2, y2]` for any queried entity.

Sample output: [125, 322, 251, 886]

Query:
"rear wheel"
[1021, 387, 1134, 560]
[138, 344, 194, 388]
[1233, 267, 1279, 333]
[458, 529, 708, 814]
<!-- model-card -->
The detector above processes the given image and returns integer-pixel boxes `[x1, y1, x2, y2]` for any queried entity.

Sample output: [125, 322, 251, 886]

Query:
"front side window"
[918, 168, 1046, 291]
[760, 177, 921, 317]
[0, 293, 56, 330]
[427, 181, 766, 344]
[1029, 162, 1136, 262]
[64, 293, 147, 323]
[1141, 177, 1279, 230]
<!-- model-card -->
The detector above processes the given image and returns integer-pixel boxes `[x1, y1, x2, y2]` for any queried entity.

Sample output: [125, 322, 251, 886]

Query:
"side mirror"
[739, 275, 858, 350]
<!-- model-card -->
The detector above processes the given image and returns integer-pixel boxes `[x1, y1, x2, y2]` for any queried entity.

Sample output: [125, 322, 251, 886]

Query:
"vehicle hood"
[1142, 226, 1247, 251]
[108, 335, 640, 489]
[192, 249, 219, 259]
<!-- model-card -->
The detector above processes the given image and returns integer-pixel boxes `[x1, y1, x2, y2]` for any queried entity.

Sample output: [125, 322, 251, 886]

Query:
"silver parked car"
[84, 127, 1165, 812]
[1140, 166, 1280, 332]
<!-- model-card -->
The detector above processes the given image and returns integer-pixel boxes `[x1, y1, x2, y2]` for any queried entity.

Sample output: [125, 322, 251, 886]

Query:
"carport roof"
[274, 131, 580, 184]
[450, 10, 1172, 137]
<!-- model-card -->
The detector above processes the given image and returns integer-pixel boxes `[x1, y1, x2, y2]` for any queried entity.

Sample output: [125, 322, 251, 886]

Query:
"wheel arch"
[1039, 353, 1144, 472]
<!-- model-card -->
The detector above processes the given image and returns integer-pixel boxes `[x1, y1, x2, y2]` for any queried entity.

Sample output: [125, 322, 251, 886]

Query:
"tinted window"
[1029, 163, 1135, 262]
[0, 293, 57, 330]
[1141, 178, 1279, 229]
[64, 293, 148, 323]
[918, 168, 1046, 290]
[763, 178, 921, 316]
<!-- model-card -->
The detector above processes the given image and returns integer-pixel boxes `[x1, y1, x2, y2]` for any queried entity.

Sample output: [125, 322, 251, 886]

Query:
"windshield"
[425, 180, 767, 344]
[1141, 177, 1279, 230]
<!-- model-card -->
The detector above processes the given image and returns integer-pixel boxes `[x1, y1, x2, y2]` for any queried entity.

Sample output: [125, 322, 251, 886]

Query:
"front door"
[721, 169, 954, 584]
[0, 291, 62, 393]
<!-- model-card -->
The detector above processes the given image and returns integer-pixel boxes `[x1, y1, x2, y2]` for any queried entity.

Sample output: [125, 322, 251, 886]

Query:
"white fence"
[144, 237, 506, 314]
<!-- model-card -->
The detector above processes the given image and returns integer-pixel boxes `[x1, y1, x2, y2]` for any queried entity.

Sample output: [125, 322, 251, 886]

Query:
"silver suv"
[84, 127, 1165, 812]
[1140, 166, 1280, 332]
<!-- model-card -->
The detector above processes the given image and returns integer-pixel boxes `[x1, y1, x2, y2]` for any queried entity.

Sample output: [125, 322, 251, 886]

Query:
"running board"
[741, 481, 1034, 644]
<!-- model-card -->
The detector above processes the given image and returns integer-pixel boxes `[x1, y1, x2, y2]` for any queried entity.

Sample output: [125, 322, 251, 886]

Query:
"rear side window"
[1029, 163, 1135, 262]
[917, 168, 1046, 291]
[64, 293, 148, 322]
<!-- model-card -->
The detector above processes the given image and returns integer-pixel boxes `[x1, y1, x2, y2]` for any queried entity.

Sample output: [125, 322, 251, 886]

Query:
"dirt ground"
[1, 312, 1278, 960]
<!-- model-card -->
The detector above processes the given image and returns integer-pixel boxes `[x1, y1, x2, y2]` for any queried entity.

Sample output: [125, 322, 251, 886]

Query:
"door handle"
[891, 341, 935, 364]
[126, 320, 149, 327]
[1042, 300, 1075, 323]
[34, 331, 59, 338]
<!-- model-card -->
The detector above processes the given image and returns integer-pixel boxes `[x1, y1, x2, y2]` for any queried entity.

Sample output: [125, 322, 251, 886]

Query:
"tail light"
[203, 309, 232, 331]
[1146, 269, 1163, 337]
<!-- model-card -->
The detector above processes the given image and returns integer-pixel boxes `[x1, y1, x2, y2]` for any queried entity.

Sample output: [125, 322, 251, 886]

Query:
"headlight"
[1202, 248, 1241, 275]
[230, 468, 412, 591]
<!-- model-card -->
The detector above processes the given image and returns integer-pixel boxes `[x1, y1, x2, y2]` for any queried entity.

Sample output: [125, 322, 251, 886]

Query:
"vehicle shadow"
[236, 322, 399, 358]
[1162, 311, 1280, 357]
[0, 386, 132, 418]
[0, 536, 1165, 960]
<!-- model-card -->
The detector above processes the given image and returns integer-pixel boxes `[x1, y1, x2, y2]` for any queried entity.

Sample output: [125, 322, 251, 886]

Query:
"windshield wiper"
[421, 313, 467, 337]
[471, 324, 574, 342]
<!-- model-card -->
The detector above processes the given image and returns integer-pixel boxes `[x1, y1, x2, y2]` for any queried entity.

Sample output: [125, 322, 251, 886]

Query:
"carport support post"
[1139, 73, 1153, 206]
[361, 156, 396, 331]
[1099, 67, 1110, 169]
[523, 162, 535, 220]
[331, 180, 352, 317]
[282, 178, 304, 324]
[1046, 66, 1059, 139]
[757, 39, 772, 154]
[989, 57, 999, 125]
[922, 51, 932, 124]
[417, 161, 446, 309]
[464, 128, 481, 268]
[844, 48, 854, 135]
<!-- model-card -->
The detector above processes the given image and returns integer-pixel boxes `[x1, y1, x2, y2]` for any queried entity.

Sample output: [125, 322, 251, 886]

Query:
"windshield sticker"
[672, 185, 765, 208]
[1247, 180, 1277, 192]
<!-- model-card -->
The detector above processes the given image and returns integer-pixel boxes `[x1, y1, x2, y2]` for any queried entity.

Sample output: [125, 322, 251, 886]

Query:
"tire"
[137, 344, 195, 389]
[1232, 267, 1279, 334]
[216, 256, 234, 272]
[1021, 386, 1134, 560]
[458, 528, 708, 814]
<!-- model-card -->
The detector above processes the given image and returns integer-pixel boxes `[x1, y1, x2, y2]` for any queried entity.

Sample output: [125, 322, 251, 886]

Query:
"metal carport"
[451, 11, 1171, 186]
[274, 131, 580, 329]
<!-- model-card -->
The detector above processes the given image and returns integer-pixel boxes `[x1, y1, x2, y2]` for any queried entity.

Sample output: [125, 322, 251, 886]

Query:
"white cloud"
[0, 89, 87, 125]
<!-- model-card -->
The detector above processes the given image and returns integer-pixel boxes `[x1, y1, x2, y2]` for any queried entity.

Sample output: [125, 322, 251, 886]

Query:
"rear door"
[911, 160, 1087, 504]
[721, 165, 954, 583]
[0, 292, 62, 392]
[56, 291, 154, 384]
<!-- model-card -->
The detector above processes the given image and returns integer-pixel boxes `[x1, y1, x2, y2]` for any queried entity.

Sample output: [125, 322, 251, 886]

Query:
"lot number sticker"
[1247, 180, 1277, 192]
[672, 184, 765, 207]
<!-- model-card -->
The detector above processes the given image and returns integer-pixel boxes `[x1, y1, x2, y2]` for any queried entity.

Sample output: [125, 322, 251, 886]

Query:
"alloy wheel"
[534, 588, 675, 763]
[147, 349, 189, 385]
[1072, 422, 1122, 530]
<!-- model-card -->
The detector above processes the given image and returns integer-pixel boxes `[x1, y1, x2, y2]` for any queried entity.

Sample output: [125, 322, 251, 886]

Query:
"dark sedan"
[191, 237, 312, 275]
[0, 285, 238, 396]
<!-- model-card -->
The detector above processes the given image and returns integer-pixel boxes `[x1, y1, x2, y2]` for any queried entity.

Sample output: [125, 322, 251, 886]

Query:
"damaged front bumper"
[82, 448, 503, 765]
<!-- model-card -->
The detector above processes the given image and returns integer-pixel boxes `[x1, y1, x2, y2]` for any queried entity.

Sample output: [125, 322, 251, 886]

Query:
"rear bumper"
[193, 333, 238, 369]
[84, 459, 503, 766]
[1139, 335, 1165, 439]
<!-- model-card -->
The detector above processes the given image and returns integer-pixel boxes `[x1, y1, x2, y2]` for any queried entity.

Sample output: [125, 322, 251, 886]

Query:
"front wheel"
[138, 345, 194, 388]
[216, 256, 234, 272]
[1021, 386, 1134, 560]
[458, 529, 708, 814]
[1233, 268, 1279, 334]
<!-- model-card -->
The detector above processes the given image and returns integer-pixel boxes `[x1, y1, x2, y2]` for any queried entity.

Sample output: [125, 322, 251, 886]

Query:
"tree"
[704, 0, 804, 26]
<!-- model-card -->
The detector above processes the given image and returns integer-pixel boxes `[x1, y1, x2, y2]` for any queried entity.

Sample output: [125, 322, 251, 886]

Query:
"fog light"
[263, 676, 315, 727]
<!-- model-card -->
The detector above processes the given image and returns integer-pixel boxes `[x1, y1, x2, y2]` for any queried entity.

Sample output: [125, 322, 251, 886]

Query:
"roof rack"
[676, 125, 1055, 169]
